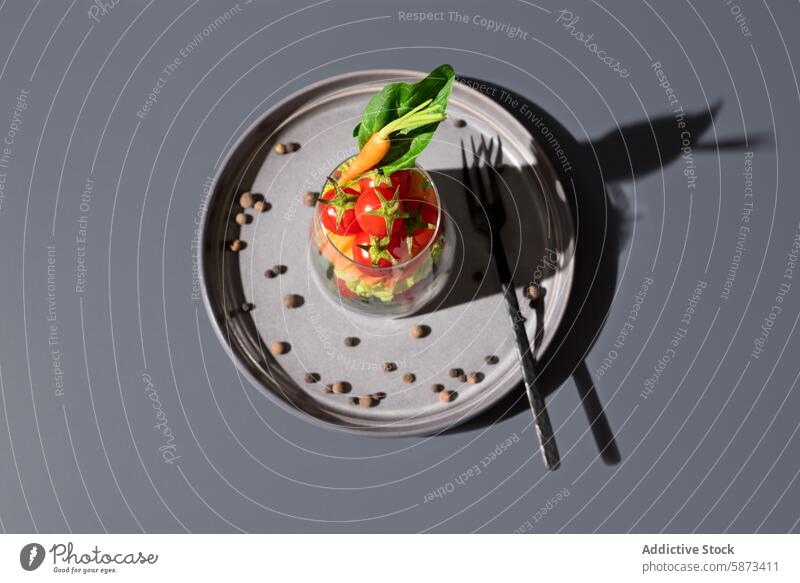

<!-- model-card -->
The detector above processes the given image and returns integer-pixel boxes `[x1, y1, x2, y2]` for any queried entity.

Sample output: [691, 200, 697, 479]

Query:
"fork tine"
[485, 139, 501, 193]
[480, 134, 494, 169]
[469, 135, 479, 172]
[494, 136, 504, 169]
[469, 135, 488, 205]
[479, 136, 501, 206]
[461, 139, 479, 216]
[485, 163, 504, 218]
[460, 139, 472, 191]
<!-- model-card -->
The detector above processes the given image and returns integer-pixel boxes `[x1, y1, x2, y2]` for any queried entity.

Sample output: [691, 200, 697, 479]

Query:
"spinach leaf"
[353, 64, 455, 175]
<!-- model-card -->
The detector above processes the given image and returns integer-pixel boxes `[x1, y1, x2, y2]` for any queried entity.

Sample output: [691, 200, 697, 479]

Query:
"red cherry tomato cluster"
[319, 169, 439, 272]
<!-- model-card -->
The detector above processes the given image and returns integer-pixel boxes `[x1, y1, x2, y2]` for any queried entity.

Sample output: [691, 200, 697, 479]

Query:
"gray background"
[0, 0, 797, 533]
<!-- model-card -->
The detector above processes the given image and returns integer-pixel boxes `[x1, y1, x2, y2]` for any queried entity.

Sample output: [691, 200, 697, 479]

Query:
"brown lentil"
[431, 383, 444, 393]
[239, 192, 254, 208]
[370, 392, 387, 400]
[241, 302, 255, 312]
[264, 269, 277, 278]
[439, 390, 456, 402]
[302, 191, 318, 207]
[304, 372, 320, 384]
[453, 118, 467, 128]
[228, 239, 243, 252]
[274, 264, 288, 275]
[409, 324, 430, 339]
[484, 355, 499, 365]
[467, 372, 484, 384]
[331, 381, 351, 394]
[382, 362, 397, 372]
[525, 283, 541, 301]
[234, 212, 249, 225]
[403, 373, 416, 384]
[253, 200, 270, 213]
[348, 397, 359, 405]
[344, 336, 360, 347]
[283, 294, 304, 309]
[458, 373, 468, 383]
[270, 341, 290, 355]
[274, 143, 287, 155]
[449, 368, 463, 378]
[359, 396, 376, 408]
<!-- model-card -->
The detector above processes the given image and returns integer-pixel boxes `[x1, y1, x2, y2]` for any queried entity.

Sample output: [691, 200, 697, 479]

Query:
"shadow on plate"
[441, 77, 763, 465]
[407, 162, 563, 316]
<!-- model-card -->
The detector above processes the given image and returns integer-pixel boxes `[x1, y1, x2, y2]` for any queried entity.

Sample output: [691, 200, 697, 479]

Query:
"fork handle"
[501, 279, 561, 470]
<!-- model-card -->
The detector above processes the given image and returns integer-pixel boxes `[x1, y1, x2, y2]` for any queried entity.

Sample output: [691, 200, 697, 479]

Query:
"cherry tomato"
[410, 226, 437, 255]
[400, 193, 437, 225]
[357, 171, 390, 193]
[355, 184, 406, 237]
[352, 230, 404, 270]
[318, 184, 361, 235]
[389, 169, 412, 199]
[401, 196, 439, 257]
[419, 199, 439, 226]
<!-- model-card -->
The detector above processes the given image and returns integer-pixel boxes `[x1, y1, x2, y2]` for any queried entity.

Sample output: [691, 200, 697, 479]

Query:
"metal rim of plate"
[199, 69, 575, 437]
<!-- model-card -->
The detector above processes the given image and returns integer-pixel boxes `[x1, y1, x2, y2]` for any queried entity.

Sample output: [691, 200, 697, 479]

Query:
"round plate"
[200, 69, 575, 436]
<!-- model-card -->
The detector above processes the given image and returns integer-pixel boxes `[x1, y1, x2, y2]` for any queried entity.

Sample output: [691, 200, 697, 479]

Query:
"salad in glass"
[310, 65, 456, 316]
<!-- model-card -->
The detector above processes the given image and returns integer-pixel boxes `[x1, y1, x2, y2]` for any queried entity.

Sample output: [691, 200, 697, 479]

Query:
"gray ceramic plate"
[200, 69, 575, 436]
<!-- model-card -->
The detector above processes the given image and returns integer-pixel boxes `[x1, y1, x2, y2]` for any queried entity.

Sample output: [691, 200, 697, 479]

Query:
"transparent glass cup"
[309, 157, 453, 317]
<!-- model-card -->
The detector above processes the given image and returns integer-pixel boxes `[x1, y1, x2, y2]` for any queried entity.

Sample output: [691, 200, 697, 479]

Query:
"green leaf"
[354, 64, 455, 174]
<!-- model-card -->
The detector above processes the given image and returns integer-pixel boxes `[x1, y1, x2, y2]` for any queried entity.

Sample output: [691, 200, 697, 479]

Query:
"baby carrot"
[339, 99, 446, 184]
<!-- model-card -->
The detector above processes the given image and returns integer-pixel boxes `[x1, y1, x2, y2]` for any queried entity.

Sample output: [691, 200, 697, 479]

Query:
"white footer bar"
[1, 534, 797, 582]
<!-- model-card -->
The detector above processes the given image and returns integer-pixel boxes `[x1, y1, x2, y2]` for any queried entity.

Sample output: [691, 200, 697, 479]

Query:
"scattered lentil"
[484, 355, 499, 365]
[264, 269, 277, 278]
[467, 372, 484, 384]
[253, 200, 270, 213]
[228, 239, 243, 252]
[449, 368, 463, 378]
[234, 212, 249, 225]
[239, 192, 254, 208]
[439, 390, 456, 402]
[344, 336, 360, 347]
[359, 396, 376, 408]
[302, 191, 318, 207]
[274, 143, 287, 155]
[304, 372, 320, 384]
[525, 284, 541, 301]
[283, 294, 304, 309]
[453, 118, 467, 128]
[274, 264, 288, 275]
[382, 362, 397, 372]
[431, 383, 444, 393]
[458, 373, 468, 383]
[270, 341, 290, 355]
[403, 373, 416, 384]
[409, 324, 430, 339]
[241, 302, 255, 312]
[332, 381, 351, 394]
